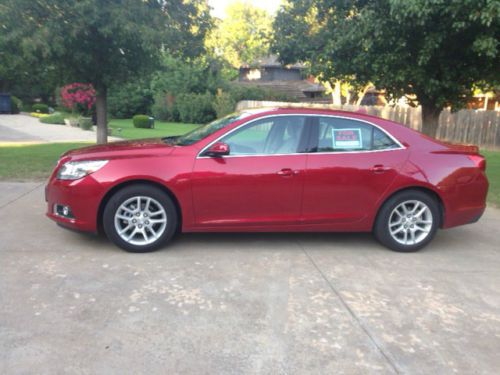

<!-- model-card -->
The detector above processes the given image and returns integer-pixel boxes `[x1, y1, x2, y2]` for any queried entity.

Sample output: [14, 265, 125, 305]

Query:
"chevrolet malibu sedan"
[46, 108, 488, 253]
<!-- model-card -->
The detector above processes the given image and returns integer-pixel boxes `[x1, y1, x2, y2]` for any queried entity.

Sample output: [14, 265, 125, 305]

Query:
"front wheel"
[103, 184, 178, 252]
[374, 190, 440, 252]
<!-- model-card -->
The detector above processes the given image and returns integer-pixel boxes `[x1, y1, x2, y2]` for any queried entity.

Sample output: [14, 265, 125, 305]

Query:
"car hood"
[61, 138, 174, 160]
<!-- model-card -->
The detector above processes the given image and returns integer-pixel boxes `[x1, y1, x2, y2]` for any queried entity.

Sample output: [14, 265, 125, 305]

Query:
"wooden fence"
[236, 100, 500, 149]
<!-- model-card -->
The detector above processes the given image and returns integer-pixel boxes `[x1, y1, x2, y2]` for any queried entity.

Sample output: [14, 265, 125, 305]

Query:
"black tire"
[103, 184, 178, 252]
[373, 190, 440, 252]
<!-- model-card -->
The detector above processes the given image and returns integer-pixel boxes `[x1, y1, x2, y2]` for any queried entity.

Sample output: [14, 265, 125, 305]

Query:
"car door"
[191, 115, 310, 228]
[301, 116, 409, 224]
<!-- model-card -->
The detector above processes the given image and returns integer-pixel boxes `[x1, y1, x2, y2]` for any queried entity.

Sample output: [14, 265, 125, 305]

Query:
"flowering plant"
[60, 83, 96, 116]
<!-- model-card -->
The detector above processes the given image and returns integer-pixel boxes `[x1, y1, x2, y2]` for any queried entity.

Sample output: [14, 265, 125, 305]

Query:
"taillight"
[468, 154, 486, 171]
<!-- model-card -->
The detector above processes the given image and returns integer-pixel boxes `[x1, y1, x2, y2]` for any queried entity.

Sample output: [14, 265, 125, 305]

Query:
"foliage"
[32, 103, 49, 113]
[151, 54, 228, 122]
[79, 117, 93, 130]
[206, 1, 273, 68]
[30, 112, 49, 118]
[108, 81, 154, 119]
[60, 83, 96, 116]
[132, 115, 153, 129]
[10, 96, 22, 114]
[151, 54, 226, 96]
[273, 0, 500, 136]
[175, 92, 216, 124]
[213, 85, 293, 117]
[152, 92, 177, 122]
[1, 0, 212, 144]
[39, 112, 65, 124]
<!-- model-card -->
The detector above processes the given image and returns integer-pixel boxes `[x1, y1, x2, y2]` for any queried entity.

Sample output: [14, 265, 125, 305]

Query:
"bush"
[152, 92, 178, 122]
[60, 83, 95, 116]
[32, 103, 49, 113]
[39, 112, 65, 125]
[10, 96, 22, 114]
[176, 92, 216, 124]
[108, 81, 154, 119]
[30, 112, 49, 118]
[133, 114, 153, 129]
[212, 86, 293, 118]
[79, 117, 93, 130]
[213, 91, 236, 118]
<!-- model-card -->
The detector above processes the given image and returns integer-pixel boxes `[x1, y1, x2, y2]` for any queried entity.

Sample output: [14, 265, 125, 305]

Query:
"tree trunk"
[95, 87, 108, 144]
[421, 104, 441, 138]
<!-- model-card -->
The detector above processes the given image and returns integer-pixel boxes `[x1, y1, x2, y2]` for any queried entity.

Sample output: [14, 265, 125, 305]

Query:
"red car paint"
[45, 108, 488, 234]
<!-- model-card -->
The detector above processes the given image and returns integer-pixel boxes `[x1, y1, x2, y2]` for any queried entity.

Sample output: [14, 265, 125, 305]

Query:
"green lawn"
[483, 150, 500, 207]
[0, 142, 89, 181]
[109, 118, 199, 139]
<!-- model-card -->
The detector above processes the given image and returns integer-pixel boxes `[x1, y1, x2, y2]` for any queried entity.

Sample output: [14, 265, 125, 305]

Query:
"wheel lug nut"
[138, 224, 142, 228]
[132, 219, 136, 223]
[145, 221, 149, 225]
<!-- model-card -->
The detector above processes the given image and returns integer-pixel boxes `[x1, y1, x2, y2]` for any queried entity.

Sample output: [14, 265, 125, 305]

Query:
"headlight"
[57, 160, 108, 180]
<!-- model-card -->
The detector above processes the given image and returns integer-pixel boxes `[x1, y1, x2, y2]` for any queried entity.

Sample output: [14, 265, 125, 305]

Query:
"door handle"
[277, 168, 298, 177]
[370, 165, 392, 173]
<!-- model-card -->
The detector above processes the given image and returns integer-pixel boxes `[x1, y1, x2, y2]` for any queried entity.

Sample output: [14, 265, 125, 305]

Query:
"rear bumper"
[442, 205, 486, 228]
[45, 175, 105, 232]
[441, 171, 489, 229]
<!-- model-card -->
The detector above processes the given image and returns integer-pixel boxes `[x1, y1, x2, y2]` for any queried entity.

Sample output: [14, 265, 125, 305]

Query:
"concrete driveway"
[0, 114, 120, 142]
[1, 182, 499, 374]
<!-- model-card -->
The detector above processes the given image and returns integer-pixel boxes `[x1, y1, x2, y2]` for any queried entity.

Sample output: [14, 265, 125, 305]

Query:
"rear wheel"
[374, 190, 440, 252]
[103, 184, 178, 252]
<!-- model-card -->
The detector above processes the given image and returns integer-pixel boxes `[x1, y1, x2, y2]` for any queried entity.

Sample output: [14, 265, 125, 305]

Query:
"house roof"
[240, 54, 305, 69]
[233, 80, 325, 100]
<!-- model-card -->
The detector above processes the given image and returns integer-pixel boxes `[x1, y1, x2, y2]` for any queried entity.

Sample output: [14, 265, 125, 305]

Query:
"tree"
[273, 0, 500, 136]
[206, 1, 273, 68]
[1, 0, 211, 143]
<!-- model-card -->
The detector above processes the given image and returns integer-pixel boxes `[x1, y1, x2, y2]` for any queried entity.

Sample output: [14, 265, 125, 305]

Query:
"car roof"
[239, 106, 384, 123]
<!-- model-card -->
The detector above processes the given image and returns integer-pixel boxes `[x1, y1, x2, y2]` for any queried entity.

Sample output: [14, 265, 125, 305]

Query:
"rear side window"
[316, 117, 399, 152]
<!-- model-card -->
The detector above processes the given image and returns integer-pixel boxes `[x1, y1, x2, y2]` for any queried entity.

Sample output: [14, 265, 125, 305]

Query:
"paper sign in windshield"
[332, 128, 362, 149]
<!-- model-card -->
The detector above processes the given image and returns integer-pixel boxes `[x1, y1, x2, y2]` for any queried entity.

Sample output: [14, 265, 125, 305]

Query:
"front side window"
[316, 117, 399, 152]
[220, 116, 307, 155]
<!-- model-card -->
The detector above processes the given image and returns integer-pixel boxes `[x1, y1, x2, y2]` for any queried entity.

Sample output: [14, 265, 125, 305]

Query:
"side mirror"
[204, 141, 230, 157]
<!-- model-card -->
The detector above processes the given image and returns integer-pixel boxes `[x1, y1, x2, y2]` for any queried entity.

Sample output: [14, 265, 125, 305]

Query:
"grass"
[483, 150, 500, 207]
[0, 142, 89, 181]
[109, 118, 199, 139]
[0, 119, 200, 181]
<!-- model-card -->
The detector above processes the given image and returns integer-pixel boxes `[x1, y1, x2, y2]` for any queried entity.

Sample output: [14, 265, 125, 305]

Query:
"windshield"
[165, 114, 244, 146]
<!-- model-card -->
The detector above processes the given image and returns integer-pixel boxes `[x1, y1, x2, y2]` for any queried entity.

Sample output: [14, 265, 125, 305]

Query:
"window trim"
[197, 114, 405, 159]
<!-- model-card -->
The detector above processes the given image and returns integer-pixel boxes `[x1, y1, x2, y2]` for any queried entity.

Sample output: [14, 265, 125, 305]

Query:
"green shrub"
[212, 86, 293, 118]
[152, 92, 178, 122]
[108, 81, 154, 119]
[133, 114, 153, 128]
[32, 103, 49, 113]
[10, 96, 22, 114]
[213, 91, 236, 118]
[176, 92, 216, 124]
[79, 117, 93, 130]
[39, 112, 66, 125]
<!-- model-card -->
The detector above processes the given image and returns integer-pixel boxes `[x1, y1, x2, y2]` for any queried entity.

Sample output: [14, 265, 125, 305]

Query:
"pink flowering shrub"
[60, 83, 96, 115]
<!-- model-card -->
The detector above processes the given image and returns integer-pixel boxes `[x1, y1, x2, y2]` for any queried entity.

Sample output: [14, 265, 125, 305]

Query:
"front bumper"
[45, 175, 105, 232]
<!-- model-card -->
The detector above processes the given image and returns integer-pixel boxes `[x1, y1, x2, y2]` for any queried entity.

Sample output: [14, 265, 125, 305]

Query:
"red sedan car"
[46, 108, 488, 252]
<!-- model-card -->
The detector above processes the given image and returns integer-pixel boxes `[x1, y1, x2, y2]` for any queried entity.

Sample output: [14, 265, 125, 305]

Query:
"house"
[235, 55, 326, 101]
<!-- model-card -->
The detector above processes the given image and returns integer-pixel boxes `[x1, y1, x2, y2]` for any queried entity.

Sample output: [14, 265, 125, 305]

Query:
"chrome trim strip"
[196, 114, 405, 159]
